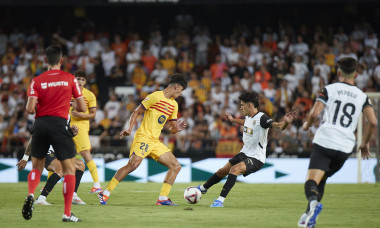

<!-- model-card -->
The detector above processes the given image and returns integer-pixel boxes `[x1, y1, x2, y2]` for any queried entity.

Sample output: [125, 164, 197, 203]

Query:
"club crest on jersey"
[158, 115, 166, 124]
[244, 126, 253, 135]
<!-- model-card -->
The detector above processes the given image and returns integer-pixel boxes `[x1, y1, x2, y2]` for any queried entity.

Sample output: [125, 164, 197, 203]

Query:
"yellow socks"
[159, 183, 172, 197]
[87, 160, 99, 183]
[104, 177, 120, 196]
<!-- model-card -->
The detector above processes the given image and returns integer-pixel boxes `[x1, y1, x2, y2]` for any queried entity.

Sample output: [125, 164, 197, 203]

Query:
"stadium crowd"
[0, 8, 379, 159]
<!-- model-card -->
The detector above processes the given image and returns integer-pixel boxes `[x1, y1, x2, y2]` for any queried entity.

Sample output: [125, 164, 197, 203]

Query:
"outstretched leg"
[99, 154, 143, 204]
[155, 152, 181, 205]
[198, 161, 232, 194]
[211, 161, 246, 207]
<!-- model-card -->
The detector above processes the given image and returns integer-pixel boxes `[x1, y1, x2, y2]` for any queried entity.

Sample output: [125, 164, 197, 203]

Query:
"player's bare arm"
[120, 104, 145, 138]
[71, 107, 96, 120]
[358, 105, 377, 159]
[303, 100, 325, 131]
[272, 110, 297, 131]
[75, 97, 87, 113]
[16, 136, 33, 171]
[26, 97, 38, 114]
[225, 113, 245, 126]
[168, 119, 187, 134]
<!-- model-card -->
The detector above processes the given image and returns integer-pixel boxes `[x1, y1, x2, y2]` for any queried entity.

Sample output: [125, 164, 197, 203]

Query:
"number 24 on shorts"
[140, 143, 149, 152]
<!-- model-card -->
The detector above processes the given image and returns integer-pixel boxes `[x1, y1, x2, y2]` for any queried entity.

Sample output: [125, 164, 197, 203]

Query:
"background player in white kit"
[298, 57, 377, 228]
[197, 91, 297, 207]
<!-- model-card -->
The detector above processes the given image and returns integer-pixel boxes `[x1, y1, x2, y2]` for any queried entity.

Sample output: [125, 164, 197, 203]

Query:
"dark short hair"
[239, 91, 259, 108]
[337, 57, 358, 75]
[74, 70, 87, 80]
[169, 73, 187, 90]
[45, 45, 62, 66]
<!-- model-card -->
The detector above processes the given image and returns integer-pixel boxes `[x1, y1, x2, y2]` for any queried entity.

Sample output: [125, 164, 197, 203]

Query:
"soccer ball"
[184, 187, 202, 204]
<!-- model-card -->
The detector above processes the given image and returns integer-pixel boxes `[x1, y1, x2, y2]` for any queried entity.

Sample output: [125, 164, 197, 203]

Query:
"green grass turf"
[1, 182, 379, 228]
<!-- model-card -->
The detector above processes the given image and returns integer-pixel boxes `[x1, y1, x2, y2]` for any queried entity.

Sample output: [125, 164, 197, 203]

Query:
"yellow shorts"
[130, 135, 171, 161]
[72, 127, 91, 153]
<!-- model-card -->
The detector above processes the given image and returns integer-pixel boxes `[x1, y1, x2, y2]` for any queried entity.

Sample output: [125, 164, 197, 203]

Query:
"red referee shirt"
[27, 69, 83, 119]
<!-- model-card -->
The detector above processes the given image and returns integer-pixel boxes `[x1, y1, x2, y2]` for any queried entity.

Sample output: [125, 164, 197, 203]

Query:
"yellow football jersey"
[136, 91, 178, 139]
[70, 87, 97, 131]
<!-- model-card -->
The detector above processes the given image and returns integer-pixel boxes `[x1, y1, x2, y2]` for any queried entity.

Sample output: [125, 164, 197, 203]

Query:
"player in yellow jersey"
[98, 73, 188, 205]
[70, 70, 102, 193]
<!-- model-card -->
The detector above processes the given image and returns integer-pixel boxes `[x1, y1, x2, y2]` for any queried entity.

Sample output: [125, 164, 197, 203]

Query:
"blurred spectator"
[150, 62, 169, 86]
[193, 29, 212, 67]
[104, 93, 121, 120]
[254, 66, 271, 89]
[160, 51, 176, 75]
[355, 64, 370, 90]
[160, 39, 178, 58]
[177, 52, 194, 76]
[126, 45, 141, 77]
[141, 49, 157, 74]
[209, 54, 228, 82]
[101, 45, 116, 77]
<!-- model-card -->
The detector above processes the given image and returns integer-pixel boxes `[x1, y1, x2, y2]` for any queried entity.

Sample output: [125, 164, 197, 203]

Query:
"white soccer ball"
[184, 187, 202, 204]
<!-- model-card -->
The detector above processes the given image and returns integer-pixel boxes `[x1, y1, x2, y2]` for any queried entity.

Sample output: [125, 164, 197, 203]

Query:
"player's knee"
[129, 162, 141, 171]
[78, 161, 85, 171]
[229, 166, 242, 176]
[216, 168, 228, 177]
[171, 162, 181, 173]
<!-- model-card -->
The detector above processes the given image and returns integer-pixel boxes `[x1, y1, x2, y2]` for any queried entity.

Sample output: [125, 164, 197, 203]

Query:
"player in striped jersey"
[98, 73, 188, 205]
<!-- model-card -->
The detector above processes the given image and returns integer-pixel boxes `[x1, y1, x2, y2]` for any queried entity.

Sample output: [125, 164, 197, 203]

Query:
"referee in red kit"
[22, 45, 86, 222]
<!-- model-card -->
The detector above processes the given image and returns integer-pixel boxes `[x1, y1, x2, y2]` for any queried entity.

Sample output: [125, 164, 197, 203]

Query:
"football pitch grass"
[1, 182, 379, 228]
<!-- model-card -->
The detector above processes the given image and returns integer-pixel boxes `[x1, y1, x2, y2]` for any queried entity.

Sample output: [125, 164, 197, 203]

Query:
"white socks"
[199, 185, 206, 191]
[217, 196, 225, 203]
[103, 190, 110, 197]
[94, 182, 101, 188]
[309, 200, 318, 210]
[158, 196, 168, 200]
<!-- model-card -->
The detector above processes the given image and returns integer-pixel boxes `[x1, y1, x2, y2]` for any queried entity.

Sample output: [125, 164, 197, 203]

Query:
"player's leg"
[300, 144, 329, 227]
[53, 119, 81, 222]
[72, 159, 86, 205]
[60, 158, 79, 221]
[155, 151, 181, 205]
[210, 161, 246, 207]
[80, 149, 101, 193]
[198, 161, 232, 194]
[317, 175, 327, 202]
[23, 124, 49, 220]
[36, 159, 63, 205]
[201, 152, 245, 195]
[23, 157, 45, 219]
[99, 154, 143, 204]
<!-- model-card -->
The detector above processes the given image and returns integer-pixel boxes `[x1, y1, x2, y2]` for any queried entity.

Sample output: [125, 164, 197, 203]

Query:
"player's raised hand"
[120, 129, 132, 138]
[284, 111, 297, 123]
[358, 143, 371, 160]
[225, 113, 233, 122]
[176, 119, 187, 131]
[16, 160, 27, 171]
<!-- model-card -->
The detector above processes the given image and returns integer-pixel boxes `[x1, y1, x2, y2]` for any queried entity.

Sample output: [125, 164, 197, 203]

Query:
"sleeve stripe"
[316, 98, 326, 105]
[169, 119, 177, 121]
[140, 103, 146, 110]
